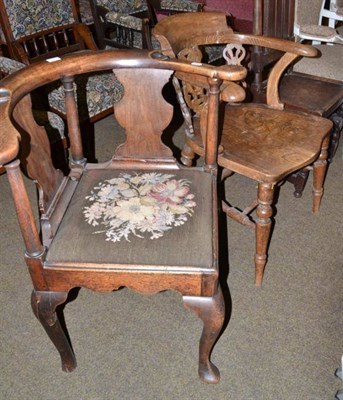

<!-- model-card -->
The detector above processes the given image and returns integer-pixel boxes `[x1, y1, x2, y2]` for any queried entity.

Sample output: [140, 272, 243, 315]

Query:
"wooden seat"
[0, 50, 246, 383]
[153, 11, 333, 286]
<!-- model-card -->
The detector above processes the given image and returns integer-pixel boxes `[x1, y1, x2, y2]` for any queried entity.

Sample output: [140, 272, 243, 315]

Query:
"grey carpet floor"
[0, 115, 342, 400]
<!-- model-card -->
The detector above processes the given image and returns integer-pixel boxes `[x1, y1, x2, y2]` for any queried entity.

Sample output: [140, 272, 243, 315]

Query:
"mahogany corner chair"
[0, 50, 246, 383]
[153, 12, 333, 286]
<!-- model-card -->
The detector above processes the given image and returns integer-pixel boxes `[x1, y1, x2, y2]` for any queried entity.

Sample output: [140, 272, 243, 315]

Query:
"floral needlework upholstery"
[48, 72, 124, 119]
[46, 168, 212, 266]
[83, 172, 197, 242]
[3, 0, 75, 40]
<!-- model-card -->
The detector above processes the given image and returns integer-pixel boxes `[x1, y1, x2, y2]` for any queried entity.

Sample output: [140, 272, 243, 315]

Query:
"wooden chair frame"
[0, 49, 246, 383]
[153, 12, 333, 286]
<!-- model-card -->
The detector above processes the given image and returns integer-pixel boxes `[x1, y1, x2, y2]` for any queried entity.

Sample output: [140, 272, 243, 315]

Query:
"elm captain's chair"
[154, 12, 333, 286]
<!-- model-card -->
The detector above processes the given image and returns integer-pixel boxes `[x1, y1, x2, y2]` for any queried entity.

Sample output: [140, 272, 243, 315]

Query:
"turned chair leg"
[183, 285, 225, 384]
[31, 291, 77, 372]
[312, 137, 329, 213]
[255, 182, 274, 287]
[181, 142, 196, 167]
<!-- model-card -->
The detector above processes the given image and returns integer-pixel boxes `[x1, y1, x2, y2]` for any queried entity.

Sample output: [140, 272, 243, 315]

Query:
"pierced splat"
[222, 44, 246, 66]
[114, 69, 174, 160]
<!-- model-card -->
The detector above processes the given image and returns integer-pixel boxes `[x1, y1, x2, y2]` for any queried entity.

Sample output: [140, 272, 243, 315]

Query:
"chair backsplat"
[114, 69, 174, 160]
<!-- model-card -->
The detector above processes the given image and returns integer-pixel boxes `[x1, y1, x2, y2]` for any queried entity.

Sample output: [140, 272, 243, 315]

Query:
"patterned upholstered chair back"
[95, 0, 147, 14]
[0, 0, 124, 163]
[1, 0, 78, 41]
[0, 0, 93, 65]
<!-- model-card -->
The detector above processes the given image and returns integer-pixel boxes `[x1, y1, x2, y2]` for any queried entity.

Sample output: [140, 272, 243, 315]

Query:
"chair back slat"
[114, 68, 174, 160]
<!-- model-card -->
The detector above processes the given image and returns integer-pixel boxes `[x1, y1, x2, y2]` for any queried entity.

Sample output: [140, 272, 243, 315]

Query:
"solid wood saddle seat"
[190, 104, 333, 183]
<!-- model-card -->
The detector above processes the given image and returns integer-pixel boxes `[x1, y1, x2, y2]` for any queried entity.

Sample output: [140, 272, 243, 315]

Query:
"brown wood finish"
[153, 12, 333, 286]
[0, 50, 246, 383]
[251, 1, 343, 196]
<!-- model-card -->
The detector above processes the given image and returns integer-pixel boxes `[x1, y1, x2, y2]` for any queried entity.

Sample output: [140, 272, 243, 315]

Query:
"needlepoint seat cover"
[46, 167, 213, 269]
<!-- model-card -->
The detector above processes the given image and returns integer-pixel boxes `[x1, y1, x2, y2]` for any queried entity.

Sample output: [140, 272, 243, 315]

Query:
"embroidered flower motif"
[83, 173, 196, 242]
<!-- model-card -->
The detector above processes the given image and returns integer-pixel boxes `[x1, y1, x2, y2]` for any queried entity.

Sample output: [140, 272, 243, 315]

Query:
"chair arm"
[181, 32, 318, 58]
[0, 90, 20, 167]
[179, 32, 320, 110]
[321, 8, 343, 21]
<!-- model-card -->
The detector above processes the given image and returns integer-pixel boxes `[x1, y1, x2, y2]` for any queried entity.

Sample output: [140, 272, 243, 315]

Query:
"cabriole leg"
[31, 291, 76, 372]
[183, 285, 225, 384]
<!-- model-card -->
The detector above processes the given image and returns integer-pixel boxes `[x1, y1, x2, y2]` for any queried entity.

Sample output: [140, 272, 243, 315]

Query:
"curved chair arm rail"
[0, 89, 20, 167]
[0, 49, 246, 167]
[176, 33, 317, 109]
[180, 32, 318, 58]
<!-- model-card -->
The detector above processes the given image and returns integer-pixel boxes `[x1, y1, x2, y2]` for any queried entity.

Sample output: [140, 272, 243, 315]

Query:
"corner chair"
[0, 49, 247, 383]
[153, 11, 333, 286]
